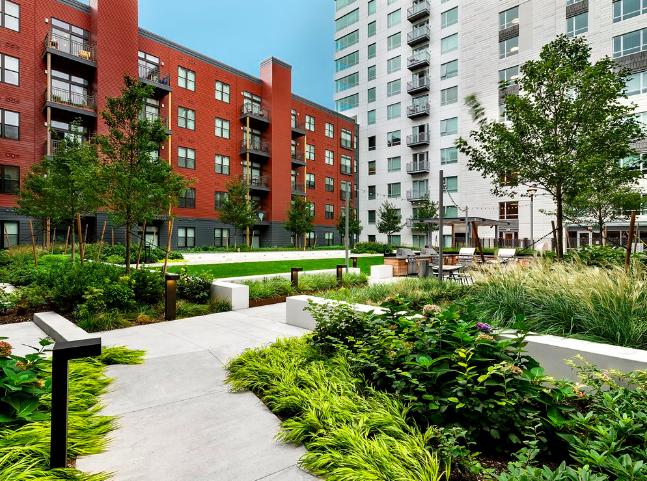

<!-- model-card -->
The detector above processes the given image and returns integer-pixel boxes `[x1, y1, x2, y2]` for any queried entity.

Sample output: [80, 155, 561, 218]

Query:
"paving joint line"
[253, 463, 301, 481]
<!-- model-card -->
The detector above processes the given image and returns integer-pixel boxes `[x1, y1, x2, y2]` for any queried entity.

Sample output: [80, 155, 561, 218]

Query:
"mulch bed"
[249, 296, 288, 308]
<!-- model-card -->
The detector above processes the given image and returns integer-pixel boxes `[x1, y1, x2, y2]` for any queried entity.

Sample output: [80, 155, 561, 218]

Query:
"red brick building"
[0, 0, 357, 248]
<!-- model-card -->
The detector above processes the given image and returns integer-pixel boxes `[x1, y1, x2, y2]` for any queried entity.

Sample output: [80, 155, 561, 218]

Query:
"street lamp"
[164, 272, 180, 321]
[527, 186, 538, 252]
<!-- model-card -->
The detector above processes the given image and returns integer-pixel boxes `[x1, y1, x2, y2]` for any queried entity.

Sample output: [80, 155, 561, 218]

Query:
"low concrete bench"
[370, 264, 393, 280]
[285, 295, 386, 330]
[210, 281, 249, 311]
[33, 312, 92, 343]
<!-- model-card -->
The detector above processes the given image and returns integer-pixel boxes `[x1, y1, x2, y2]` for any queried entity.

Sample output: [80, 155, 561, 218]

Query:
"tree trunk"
[125, 222, 132, 272]
[71, 219, 76, 263]
[598, 209, 605, 246]
[136, 220, 146, 269]
[555, 186, 564, 259]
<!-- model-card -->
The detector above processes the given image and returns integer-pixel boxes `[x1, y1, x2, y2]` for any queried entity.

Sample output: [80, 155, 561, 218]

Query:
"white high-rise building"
[334, 0, 647, 250]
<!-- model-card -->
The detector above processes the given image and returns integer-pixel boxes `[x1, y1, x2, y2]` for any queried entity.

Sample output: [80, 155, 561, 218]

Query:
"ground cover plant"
[0, 340, 144, 480]
[243, 273, 368, 301]
[168, 255, 384, 278]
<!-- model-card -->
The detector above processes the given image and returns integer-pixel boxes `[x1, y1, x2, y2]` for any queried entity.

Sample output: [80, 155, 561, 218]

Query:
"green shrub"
[352, 241, 392, 254]
[76, 309, 132, 332]
[131, 269, 164, 305]
[176, 299, 230, 318]
[245, 277, 293, 301]
[15, 285, 49, 311]
[563, 244, 645, 267]
[244, 273, 369, 301]
[177, 270, 211, 303]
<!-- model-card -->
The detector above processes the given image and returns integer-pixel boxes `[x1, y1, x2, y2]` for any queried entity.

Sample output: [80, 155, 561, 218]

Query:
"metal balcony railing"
[240, 139, 270, 155]
[407, 102, 430, 118]
[407, 25, 430, 46]
[49, 86, 96, 109]
[406, 160, 430, 174]
[138, 64, 171, 87]
[407, 76, 430, 93]
[407, 52, 431, 69]
[407, 190, 430, 202]
[407, 0, 430, 22]
[406, 131, 430, 146]
[291, 151, 306, 163]
[292, 184, 306, 196]
[46, 32, 96, 62]
[244, 175, 270, 190]
[241, 103, 270, 122]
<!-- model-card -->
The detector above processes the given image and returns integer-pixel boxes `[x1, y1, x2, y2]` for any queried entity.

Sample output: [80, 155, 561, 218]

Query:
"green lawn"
[168, 256, 384, 278]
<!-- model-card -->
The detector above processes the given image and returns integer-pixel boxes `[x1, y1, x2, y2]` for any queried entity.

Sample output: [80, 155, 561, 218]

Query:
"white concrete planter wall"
[284, 295, 647, 380]
[210, 281, 249, 311]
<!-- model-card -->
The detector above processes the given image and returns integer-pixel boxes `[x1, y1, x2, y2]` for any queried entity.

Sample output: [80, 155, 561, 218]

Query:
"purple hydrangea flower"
[476, 322, 492, 333]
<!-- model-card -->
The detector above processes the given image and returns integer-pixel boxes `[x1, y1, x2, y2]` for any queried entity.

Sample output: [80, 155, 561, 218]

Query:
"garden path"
[76, 303, 318, 481]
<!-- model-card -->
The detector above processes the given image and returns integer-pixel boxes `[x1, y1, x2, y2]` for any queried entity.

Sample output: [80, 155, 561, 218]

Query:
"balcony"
[240, 103, 270, 129]
[406, 131, 430, 147]
[45, 31, 96, 68]
[291, 121, 306, 139]
[244, 175, 271, 193]
[291, 151, 306, 167]
[407, 76, 430, 94]
[407, 102, 430, 118]
[407, 26, 430, 47]
[407, 190, 430, 202]
[141, 112, 171, 133]
[407, 0, 430, 22]
[292, 184, 306, 196]
[255, 211, 270, 225]
[138, 64, 172, 96]
[240, 139, 270, 158]
[406, 160, 430, 174]
[46, 87, 97, 117]
[407, 52, 431, 70]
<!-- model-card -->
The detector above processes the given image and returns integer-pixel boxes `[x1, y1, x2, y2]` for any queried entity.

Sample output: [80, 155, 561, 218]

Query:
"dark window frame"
[0, 109, 19, 140]
[179, 188, 196, 208]
[0, 53, 18, 86]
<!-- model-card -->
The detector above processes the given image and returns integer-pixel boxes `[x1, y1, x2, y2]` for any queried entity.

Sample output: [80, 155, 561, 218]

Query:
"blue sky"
[82, 0, 336, 108]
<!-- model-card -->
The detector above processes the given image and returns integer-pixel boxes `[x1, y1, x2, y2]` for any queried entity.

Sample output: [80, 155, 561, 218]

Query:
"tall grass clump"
[227, 337, 455, 481]
[244, 273, 368, 301]
[470, 261, 647, 349]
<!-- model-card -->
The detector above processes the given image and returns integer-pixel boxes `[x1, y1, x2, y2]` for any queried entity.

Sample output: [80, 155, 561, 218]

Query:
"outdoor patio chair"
[456, 247, 476, 268]
[497, 248, 517, 264]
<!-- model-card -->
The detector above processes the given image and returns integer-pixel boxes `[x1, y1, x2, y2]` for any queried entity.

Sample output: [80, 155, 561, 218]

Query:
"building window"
[1, 0, 19, 31]
[0, 221, 17, 247]
[177, 227, 195, 248]
[440, 117, 458, 135]
[305, 115, 315, 131]
[0, 165, 18, 194]
[440, 59, 458, 80]
[0, 54, 18, 85]
[368, 0, 376, 15]
[341, 129, 353, 149]
[387, 102, 401, 120]
[341, 181, 352, 200]
[499, 65, 519, 85]
[341, 155, 352, 174]
[368, 135, 376, 151]
[368, 210, 376, 224]
[387, 56, 401, 73]
[444, 205, 458, 218]
[499, 201, 519, 220]
[215, 118, 230, 138]
[335, 50, 359, 72]
[567, 12, 588, 37]
[336, 72, 359, 92]
[387, 79, 401, 97]
[178, 147, 195, 169]
[387, 8, 401, 28]
[368, 185, 376, 200]
[0, 109, 19, 139]
[387, 130, 401, 147]
[387, 156, 401, 172]
[325, 204, 334, 219]
[368, 109, 376, 124]
[325, 122, 334, 138]
[325, 177, 335, 192]
[179, 188, 196, 208]
[368, 160, 376, 175]
[440, 87, 458, 106]
[444, 176, 458, 193]
[499, 6, 518, 30]
[336, 29, 359, 51]
[499, 36, 519, 59]
[178, 107, 195, 130]
[441, 33, 458, 54]
[388, 234, 401, 246]
[368, 20, 376, 37]
[368, 87, 376, 103]
[441, 7, 458, 28]
[613, 28, 647, 57]
[336, 8, 359, 32]
[387, 32, 401, 50]
[214, 192, 227, 209]
[368, 42, 377, 59]
[214, 228, 229, 247]
[324, 232, 334, 246]
[614, 0, 647, 23]
[215, 81, 230, 102]
[336, 93, 359, 111]
[325, 149, 334, 165]
[306, 173, 316, 189]
[627, 71, 647, 96]
[178, 66, 195, 91]
[388, 182, 401, 198]
[368, 65, 376, 81]
[306, 144, 315, 161]
[215, 155, 230, 175]
[441, 147, 458, 164]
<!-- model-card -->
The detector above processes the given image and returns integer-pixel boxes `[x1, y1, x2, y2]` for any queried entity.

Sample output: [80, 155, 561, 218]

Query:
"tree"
[217, 178, 257, 247]
[18, 131, 101, 261]
[96, 76, 188, 271]
[337, 207, 362, 246]
[377, 200, 402, 243]
[284, 197, 314, 248]
[411, 197, 438, 246]
[456, 35, 643, 258]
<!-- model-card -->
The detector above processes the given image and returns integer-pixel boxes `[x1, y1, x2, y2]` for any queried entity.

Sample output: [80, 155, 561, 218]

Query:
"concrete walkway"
[154, 250, 380, 267]
[74, 304, 317, 481]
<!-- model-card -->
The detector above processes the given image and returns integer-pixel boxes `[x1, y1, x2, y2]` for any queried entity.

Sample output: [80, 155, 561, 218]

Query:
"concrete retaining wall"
[218, 267, 362, 284]
[210, 281, 249, 311]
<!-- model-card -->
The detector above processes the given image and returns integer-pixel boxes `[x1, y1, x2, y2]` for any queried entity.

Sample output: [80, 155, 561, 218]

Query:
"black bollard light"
[336, 264, 344, 286]
[50, 338, 102, 468]
[165, 272, 180, 320]
[290, 267, 303, 289]
[351, 257, 358, 268]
